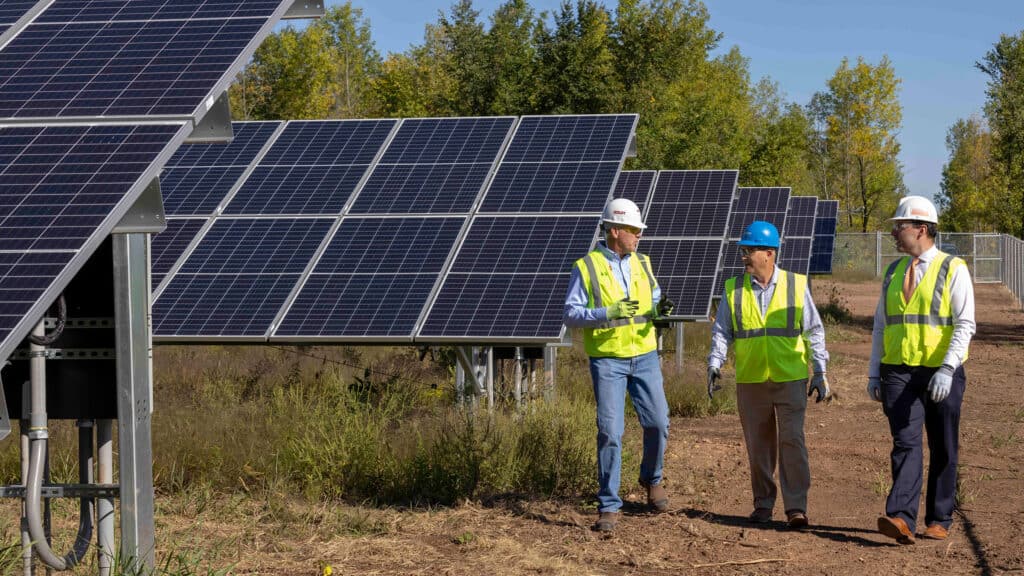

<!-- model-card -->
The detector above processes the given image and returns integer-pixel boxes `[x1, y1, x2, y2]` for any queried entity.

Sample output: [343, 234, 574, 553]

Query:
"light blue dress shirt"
[707, 266, 829, 374]
[563, 241, 662, 328]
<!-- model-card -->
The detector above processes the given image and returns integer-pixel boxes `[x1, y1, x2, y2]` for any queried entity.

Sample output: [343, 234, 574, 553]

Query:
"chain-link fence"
[830, 232, 1024, 309]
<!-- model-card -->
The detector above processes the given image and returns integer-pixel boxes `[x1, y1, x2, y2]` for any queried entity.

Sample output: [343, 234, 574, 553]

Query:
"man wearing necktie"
[869, 196, 976, 544]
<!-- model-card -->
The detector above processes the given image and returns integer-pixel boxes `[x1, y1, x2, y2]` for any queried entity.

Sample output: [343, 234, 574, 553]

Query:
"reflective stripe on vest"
[727, 270, 809, 383]
[575, 250, 658, 358]
[881, 252, 966, 367]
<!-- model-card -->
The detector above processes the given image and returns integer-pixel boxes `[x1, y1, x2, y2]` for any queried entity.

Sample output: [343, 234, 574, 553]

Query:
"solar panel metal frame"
[0, 0, 295, 127]
[415, 114, 637, 344]
[0, 121, 192, 362]
[640, 170, 737, 319]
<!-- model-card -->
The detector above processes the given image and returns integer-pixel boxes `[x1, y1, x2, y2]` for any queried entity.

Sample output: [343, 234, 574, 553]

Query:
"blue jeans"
[590, 350, 670, 513]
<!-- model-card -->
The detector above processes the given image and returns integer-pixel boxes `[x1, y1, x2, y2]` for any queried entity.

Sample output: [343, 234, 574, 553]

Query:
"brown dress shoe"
[786, 510, 809, 529]
[922, 524, 949, 540]
[749, 507, 773, 524]
[645, 482, 669, 513]
[593, 511, 620, 533]
[877, 516, 915, 544]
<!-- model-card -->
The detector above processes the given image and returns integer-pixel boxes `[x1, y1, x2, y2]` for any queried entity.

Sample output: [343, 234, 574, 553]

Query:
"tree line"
[230, 0, 959, 233]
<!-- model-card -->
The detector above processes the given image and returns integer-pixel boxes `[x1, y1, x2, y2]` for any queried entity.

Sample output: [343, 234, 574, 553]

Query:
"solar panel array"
[779, 195, 818, 275]
[0, 0, 303, 363]
[714, 187, 791, 296]
[151, 114, 637, 343]
[639, 170, 737, 318]
[810, 200, 839, 274]
[612, 170, 656, 209]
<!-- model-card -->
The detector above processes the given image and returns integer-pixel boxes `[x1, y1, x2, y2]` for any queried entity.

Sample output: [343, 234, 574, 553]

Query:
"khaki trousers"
[736, 379, 810, 513]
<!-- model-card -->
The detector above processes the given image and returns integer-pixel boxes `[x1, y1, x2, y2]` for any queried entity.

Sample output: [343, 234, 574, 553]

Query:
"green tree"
[741, 79, 815, 195]
[536, 0, 621, 113]
[977, 32, 1024, 236]
[438, 0, 491, 115]
[938, 117, 1008, 232]
[484, 0, 542, 114]
[371, 24, 458, 117]
[813, 56, 904, 231]
[320, 3, 382, 118]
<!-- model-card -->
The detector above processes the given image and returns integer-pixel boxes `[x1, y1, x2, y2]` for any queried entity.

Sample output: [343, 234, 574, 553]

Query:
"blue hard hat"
[738, 220, 780, 248]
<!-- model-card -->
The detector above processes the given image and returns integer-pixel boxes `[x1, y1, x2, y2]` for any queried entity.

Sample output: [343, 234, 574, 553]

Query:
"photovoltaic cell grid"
[810, 200, 839, 274]
[0, 0, 281, 119]
[350, 117, 515, 214]
[223, 119, 398, 215]
[160, 121, 281, 216]
[641, 170, 737, 318]
[715, 187, 791, 296]
[779, 195, 818, 275]
[480, 115, 637, 213]
[613, 170, 656, 209]
[152, 218, 334, 338]
[419, 216, 598, 340]
[274, 217, 465, 339]
[0, 123, 181, 356]
[150, 218, 205, 288]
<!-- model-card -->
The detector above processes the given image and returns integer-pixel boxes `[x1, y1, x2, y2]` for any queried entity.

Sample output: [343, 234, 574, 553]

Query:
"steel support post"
[112, 233, 155, 570]
[675, 323, 684, 371]
[543, 347, 556, 401]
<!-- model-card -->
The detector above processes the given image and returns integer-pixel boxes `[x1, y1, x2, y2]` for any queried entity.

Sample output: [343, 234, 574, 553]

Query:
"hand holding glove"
[808, 373, 830, 403]
[707, 366, 722, 400]
[928, 364, 954, 403]
[606, 298, 640, 320]
[867, 377, 882, 402]
[657, 297, 675, 317]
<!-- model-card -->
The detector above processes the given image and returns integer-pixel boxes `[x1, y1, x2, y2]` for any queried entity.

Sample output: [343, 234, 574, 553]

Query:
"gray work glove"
[657, 297, 675, 317]
[808, 373, 830, 403]
[928, 364, 954, 403]
[606, 298, 640, 320]
[707, 366, 722, 400]
[867, 377, 882, 402]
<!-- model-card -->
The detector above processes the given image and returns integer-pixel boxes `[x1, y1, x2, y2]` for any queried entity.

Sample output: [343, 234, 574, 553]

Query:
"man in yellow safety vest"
[707, 220, 830, 529]
[870, 195, 975, 545]
[563, 197, 675, 533]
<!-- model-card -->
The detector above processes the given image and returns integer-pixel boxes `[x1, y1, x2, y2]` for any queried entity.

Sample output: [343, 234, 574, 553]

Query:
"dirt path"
[163, 280, 1024, 575]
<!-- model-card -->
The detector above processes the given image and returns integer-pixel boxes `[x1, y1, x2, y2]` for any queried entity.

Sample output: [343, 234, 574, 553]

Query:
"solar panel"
[160, 121, 281, 216]
[222, 119, 397, 215]
[151, 218, 206, 288]
[639, 170, 736, 318]
[0, 1, 286, 119]
[152, 218, 333, 338]
[274, 217, 465, 340]
[810, 199, 839, 274]
[419, 215, 598, 341]
[779, 195, 818, 275]
[0, 123, 184, 360]
[350, 117, 515, 214]
[715, 186, 791, 296]
[613, 170, 656, 209]
[480, 114, 637, 213]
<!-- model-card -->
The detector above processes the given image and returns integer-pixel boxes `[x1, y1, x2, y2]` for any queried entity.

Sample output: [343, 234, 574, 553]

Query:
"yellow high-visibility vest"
[726, 269, 809, 383]
[575, 249, 658, 358]
[882, 252, 967, 367]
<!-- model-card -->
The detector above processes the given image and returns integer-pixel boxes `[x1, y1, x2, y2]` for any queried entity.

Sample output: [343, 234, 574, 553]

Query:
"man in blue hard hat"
[563, 197, 675, 533]
[707, 220, 830, 529]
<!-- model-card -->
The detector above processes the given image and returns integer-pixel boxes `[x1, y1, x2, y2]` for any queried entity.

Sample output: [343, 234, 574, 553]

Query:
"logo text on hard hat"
[910, 208, 929, 216]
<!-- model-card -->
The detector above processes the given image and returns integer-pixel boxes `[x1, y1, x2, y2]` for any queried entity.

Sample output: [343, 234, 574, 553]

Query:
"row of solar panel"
[151, 114, 639, 343]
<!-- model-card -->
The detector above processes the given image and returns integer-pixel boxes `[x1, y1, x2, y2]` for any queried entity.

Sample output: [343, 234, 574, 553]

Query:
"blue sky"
[339, 0, 1024, 201]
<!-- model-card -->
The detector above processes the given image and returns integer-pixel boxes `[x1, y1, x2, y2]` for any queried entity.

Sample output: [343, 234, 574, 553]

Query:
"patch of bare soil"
[143, 281, 1024, 574]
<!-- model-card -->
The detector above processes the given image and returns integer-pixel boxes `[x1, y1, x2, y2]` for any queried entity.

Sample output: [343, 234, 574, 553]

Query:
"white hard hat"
[602, 197, 647, 229]
[889, 195, 938, 224]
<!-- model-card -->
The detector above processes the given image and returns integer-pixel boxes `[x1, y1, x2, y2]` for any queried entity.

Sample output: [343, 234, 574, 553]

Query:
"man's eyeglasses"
[618, 225, 642, 236]
[892, 222, 923, 232]
[739, 246, 771, 256]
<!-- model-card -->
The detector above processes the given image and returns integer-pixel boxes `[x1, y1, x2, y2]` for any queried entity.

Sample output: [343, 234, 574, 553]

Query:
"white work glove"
[867, 377, 882, 402]
[928, 365, 954, 403]
[707, 366, 722, 400]
[808, 373, 829, 403]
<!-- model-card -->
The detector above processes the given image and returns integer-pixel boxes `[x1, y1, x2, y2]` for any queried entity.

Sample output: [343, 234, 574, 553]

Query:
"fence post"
[876, 231, 882, 277]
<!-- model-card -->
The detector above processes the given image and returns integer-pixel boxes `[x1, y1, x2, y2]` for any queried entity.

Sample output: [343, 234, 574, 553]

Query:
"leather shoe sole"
[877, 516, 915, 544]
